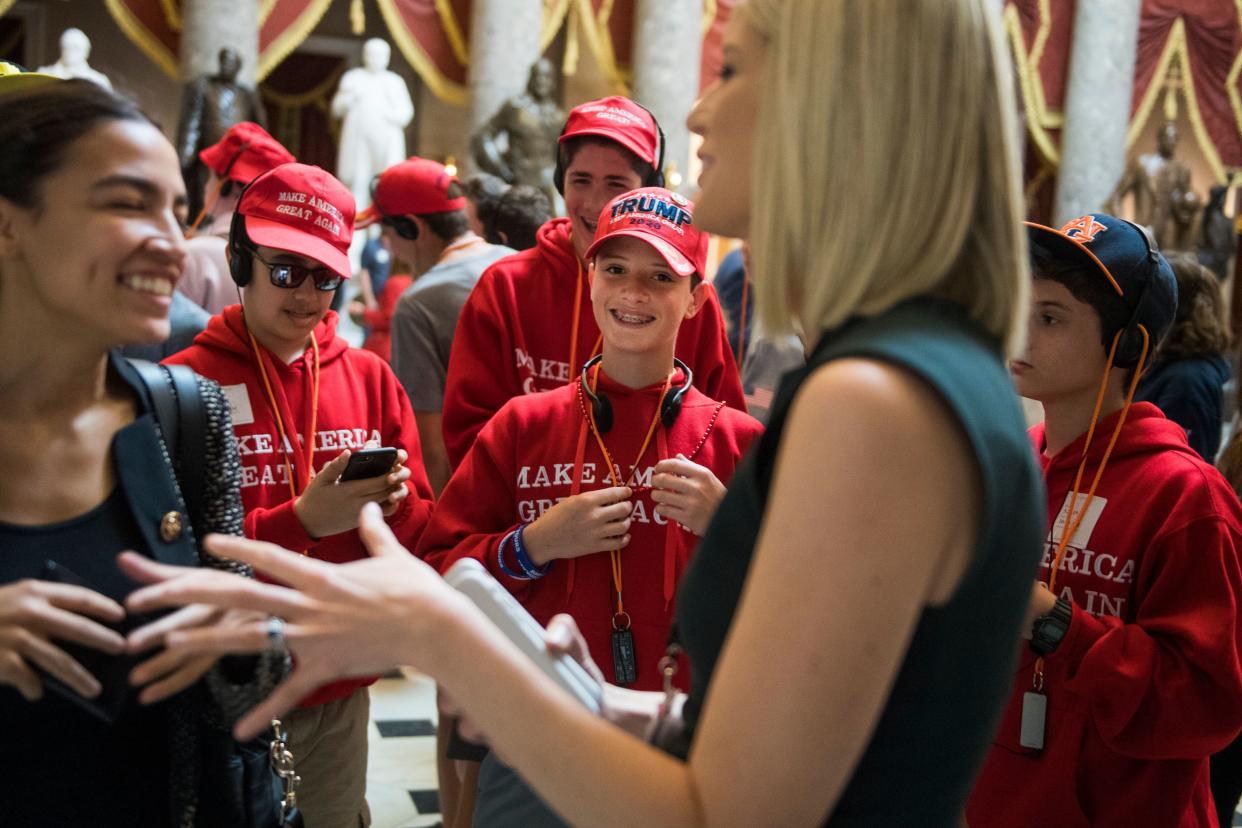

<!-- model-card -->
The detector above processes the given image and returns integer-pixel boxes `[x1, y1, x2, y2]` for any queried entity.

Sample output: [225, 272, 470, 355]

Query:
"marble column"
[179, 0, 259, 85]
[467, 0, 543, 134]
[631, 0, 702, 192]
[1052, 0, 1142, 225]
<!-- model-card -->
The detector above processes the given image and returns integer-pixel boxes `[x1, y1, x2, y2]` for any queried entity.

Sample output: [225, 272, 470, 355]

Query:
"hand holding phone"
[295, 448, 410, 539]
[0, 562, 129, 721]
[338, 447, 399, 481]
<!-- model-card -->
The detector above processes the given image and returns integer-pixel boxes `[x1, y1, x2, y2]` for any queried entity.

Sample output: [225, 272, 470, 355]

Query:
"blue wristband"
[513, 524, 550, 579]
[496, 530, 526, 580]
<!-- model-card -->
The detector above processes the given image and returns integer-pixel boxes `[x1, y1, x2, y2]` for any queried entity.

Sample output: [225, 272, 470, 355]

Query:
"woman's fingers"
[233, 670, 324, 741]
[13, 631, 101, 698]
[0, 650, 44, 701]
[359, 502, 410, 559]
[164, 615, 290, 656]
[201, 534, 333, 590]
[126, 603, 218, 654]
[28, 602, 126, 654]
[136, 654, 217, 705]
[116, 551, 190, 587]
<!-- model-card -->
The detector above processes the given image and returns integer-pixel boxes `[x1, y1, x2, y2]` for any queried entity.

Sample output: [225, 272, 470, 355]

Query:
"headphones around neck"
[553, 101, 666, 196]
[1108, 220, 1159, 371]
[371, 173, 419, 240]
[579, 354, 692, 434]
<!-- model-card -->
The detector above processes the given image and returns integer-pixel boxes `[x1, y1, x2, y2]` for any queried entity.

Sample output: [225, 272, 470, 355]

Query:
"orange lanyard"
[1033, 327, 1150, 689]
[584, 363, 673, 620]
[248, 330, 320, 506]
[568, 259, 603, 378]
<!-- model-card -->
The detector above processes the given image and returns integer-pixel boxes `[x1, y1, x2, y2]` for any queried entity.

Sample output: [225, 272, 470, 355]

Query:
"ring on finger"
[265, 616, 286, 653]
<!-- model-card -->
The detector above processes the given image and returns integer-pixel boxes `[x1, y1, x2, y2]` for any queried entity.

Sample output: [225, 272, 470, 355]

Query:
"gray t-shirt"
[391, 244, 513, 412]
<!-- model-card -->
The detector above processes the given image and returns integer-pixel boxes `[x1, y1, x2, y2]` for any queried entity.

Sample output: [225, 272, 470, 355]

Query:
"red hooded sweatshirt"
[441, 217, 746, 468]
[166, 306, 436, 706]
[966, 403, 1242, 828]
[420, 369, 762, 691]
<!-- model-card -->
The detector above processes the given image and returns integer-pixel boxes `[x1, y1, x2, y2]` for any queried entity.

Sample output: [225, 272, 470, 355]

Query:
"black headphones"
[553, 101, 666, 196]
[370, 173, 419, 240]
[579, 354, 692, 434]
[228, 185, 253, 287]
[1108, 220, 1159, 371]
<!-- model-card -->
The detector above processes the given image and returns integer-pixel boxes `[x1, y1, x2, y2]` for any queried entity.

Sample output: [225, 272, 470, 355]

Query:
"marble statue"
[38, 28, 111, 89]
[331, 39, 415, 212]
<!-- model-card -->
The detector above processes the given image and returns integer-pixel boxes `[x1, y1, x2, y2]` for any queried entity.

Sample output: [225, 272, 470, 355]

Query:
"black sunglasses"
[249, 248, 344, 292]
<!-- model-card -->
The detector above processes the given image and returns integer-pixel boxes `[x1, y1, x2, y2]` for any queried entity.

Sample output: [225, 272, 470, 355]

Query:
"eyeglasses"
[250, 248, 344, 292]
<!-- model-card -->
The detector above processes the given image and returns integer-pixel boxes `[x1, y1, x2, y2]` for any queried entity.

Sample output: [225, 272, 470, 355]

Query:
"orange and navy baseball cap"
[1027, 213, 1177, 344]
[199, 122, 294, 185]
[559, 96, 660, 168]
[585, 187, 707, 278]
[356, 156, 466, 229]
[237, 162, 355, 281]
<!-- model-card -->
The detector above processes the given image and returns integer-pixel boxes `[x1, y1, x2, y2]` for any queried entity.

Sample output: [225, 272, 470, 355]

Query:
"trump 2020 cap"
[585, 187, 707, 278]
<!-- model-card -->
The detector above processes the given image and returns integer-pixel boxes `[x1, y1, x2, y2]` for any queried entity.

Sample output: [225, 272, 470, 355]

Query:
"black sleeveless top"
[669, 297, 1046, 825]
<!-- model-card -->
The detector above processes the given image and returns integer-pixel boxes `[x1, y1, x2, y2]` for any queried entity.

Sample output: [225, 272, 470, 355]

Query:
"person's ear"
[0, 196, 25, 258]
[684, 279, 708, 319]
[499, 230, 510, 246]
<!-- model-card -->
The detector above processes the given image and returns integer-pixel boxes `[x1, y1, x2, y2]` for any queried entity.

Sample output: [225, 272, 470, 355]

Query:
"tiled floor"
[366, 668, 443, 828]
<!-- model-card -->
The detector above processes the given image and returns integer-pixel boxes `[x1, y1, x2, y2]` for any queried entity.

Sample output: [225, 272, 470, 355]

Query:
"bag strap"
[127, 360, 209, 532]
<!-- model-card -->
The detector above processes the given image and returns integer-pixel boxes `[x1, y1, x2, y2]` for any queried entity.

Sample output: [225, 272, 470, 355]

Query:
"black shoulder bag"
[127, 360, 302, 828]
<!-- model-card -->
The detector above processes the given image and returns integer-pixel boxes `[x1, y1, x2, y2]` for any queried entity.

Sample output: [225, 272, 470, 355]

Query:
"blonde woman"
[123, 1, 1046, 824]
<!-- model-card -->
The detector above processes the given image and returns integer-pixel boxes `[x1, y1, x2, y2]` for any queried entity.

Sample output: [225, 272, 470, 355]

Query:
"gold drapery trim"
[541, 0, 573, 52]
[0, 0, 17, 18]
[261, 0, 279, 25]
[1126, 18, 1229, 184]
[158, 0, 181, 31]
[1003, 0, 1061, 166]
[103, 0, 180, 79]
[569, 0, 626, 92]
[1225, 1, 1242, 163]
[257, 0, 333, 81]
[434, 0, 468, 67]
[374, 0, 468, 105]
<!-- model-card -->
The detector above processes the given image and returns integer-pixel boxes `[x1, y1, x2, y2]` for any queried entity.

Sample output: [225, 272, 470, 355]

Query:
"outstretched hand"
[123, 503, 465, 739]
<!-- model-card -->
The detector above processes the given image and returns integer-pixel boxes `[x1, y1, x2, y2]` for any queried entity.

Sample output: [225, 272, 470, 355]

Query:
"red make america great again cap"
[238, 163, 355, 281]
[586, 187, 706, 278]
[559, 96, 660, 167]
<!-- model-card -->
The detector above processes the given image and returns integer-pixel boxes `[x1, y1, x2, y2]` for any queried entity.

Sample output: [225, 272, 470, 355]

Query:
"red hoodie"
[441, 217, 746, 468]
[419, 369, 762, 691]
[166, 306, 436, 706]
[967, 403, 1242, 828]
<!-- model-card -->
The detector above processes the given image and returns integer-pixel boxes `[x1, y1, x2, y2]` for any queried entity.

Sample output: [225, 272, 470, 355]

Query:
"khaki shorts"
[284, 689, 372, 828]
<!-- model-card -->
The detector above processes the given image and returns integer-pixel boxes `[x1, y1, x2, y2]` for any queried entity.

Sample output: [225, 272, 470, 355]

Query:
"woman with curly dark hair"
[0, 71, 284, 826]
[1136, 251, 1232, 460]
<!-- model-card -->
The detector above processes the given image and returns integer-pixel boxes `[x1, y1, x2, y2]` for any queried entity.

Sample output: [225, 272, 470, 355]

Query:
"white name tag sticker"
[222, 383, 255, 426]
[1051, 494, 1107, 548]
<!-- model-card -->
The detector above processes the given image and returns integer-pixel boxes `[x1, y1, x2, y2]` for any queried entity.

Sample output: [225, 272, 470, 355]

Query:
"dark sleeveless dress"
[670, 297, 1046, 825]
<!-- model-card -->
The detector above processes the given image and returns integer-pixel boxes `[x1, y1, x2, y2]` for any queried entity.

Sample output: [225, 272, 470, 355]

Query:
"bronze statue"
[177, 47, 267, 219]
[1105, 120, 1194, 250]
[471, 59, 564, 209]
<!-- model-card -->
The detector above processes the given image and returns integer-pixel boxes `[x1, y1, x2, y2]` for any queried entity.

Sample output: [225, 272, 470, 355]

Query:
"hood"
[535, 217, 580, 277]
[1032, 402, 1196, 472]
[192, 304, 350, 364]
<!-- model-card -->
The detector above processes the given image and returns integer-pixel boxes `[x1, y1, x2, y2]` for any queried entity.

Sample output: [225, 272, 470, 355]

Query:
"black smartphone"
[39, 560, 134, 724]
[338, 447, 399, 481]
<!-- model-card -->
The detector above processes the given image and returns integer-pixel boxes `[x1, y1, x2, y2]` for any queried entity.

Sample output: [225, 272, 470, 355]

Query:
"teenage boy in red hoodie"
[420, 187, 762, 828]
[966, 214, 1242, 828]
[441, 96, 745, 468]
[166, 162, 435, 828]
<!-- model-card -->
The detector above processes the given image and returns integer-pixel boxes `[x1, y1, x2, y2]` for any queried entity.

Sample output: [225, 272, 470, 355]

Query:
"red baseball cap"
[198, 122, 294, 185]
[237, 163, 355, 281]
[585, 187, 706, 278]
[356, 157, 466, 229]
[559, 96, 660, 168]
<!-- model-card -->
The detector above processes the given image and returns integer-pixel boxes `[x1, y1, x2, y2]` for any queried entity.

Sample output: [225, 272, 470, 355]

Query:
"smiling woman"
[0, 76, 286, 826]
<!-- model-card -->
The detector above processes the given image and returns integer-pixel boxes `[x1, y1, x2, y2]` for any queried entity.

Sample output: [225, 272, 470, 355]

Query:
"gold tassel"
[351, 0, 365, 36]
[563, 1, 580, 76]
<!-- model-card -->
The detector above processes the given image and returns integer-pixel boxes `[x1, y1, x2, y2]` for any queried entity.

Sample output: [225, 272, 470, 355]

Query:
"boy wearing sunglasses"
[165, 163, 436, 828]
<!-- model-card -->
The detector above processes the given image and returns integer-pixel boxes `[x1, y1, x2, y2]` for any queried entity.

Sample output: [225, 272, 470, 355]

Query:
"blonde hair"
[744, 0, 1029, 356]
